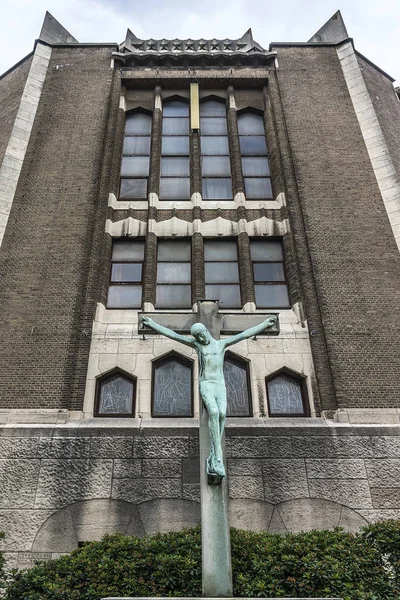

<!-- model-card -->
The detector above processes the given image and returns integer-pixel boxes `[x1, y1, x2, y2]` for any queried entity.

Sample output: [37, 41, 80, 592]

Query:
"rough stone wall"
[0, 55, 32, 166]
[358, 55, 400, 183]
[1, 422, 400, 568]
[273, 46, 400, 409]
[0, 46, 117, 411]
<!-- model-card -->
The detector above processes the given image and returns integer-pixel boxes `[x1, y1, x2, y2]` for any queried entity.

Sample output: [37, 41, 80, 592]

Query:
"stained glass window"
[95, 371, 136, 417]
[153, 355, 193, 417]
[250, 239, 290, 308]
[120, 112, 152, 200]
[266, 371, 308, 416]
[204, 240, 241, 308]
[107, 239, 144, 309]
[224, 354, 251, 416]
[156, 239, 191, 308]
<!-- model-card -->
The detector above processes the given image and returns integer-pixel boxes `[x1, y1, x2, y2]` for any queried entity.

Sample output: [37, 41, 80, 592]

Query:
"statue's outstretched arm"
[222, 316, 277, 348]
[141, 316, 195, 348]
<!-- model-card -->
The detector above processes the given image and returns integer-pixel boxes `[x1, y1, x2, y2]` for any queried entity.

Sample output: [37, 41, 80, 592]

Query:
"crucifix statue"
[141, 312, 277, 482]
[141, 302, 278, 598]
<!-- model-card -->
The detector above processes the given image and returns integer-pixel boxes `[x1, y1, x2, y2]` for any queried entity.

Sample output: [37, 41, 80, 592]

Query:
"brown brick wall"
[0, 46, 117, 410]
[274, 46, 400, 409]
[358, 55, 400, 182]
[0, 55, 32, 166]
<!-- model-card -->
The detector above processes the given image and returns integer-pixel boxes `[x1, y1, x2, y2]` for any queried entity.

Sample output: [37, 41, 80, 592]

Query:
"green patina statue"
[141, 315, 277, 481]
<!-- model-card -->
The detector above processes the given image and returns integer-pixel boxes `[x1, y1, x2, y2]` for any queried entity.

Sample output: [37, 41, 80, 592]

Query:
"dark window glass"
[202, 178, 233, 200]
[267, 373, 307, 416]
[200, 117, 228, 135]
[202, 156, 231, 177]
[161, 157, 190, 177]
[125, 113, 152, 135]
[224, 356, 251, 416]
[96, 374, 135, 416]
[120, 178, 147, 199]
[244, 177, 273, 199]
[120, 156, 149, 177]
[238, 113, 264, 135]
[238, 112, 272, 201]
[156, 239, 191, 308]
[204, 240, 241, 308]
[161, 100, 190, 201]
[159, 177, 190, 200]
[111, 263, 142, 282]
[153, 356, 192, 417]
[201, 137, 229, 155]
[120, 112, 152, 200]
[107, 239, 144, 309]
[250, 239, 289, 308]
[239, 136, 268, 155]
[200, 100, 226, 116]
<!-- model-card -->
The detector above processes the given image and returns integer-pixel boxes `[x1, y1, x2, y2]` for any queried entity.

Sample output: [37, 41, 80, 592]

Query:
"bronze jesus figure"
[141, 315, 277, 479]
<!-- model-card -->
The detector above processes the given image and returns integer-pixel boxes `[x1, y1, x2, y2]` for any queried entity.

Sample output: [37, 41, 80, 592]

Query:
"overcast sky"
[0, 0, 398, 83]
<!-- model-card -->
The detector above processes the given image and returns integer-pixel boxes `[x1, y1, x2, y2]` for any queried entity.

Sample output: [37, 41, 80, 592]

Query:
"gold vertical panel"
[190, 83, 200, 130]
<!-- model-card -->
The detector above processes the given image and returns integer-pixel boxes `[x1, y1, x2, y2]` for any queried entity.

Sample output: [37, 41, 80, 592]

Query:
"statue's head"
[190, 323, 211, 345]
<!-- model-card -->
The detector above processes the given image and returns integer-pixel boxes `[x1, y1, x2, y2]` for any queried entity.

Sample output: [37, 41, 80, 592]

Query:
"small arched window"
[224, 352, 252, 416]
[160, 98, 190, 200]
[266, 368, 309, 417]
[120, 111, 152, 200]
[200, 98, 232, 200]
[152, 352, 193, 417]
[238, 111, 272, 199]
[94, 369, 136, 417]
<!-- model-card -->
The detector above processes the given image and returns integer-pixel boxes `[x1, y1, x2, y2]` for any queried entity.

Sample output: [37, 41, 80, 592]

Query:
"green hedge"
[0, 532, 5, 591]
[5, 521, 400, 600]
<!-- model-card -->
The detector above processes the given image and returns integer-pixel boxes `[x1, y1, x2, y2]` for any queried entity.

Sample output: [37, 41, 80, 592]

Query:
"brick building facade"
[0, 10, 400, 568]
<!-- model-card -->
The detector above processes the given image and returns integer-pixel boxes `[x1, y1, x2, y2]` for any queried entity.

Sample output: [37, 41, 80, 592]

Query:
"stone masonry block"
[0, 460, 40, 508]
[292, 436, 373, 458]
[113, 459, 142, 479]
[182, 484, 200, 502]
[138, 499, 200, 534]
[133, 436, 189, 458]
[35, 459, 113, 508]
[309, 479, 373, 508]
[118, 339, 154, 354]
[37, 437, 90, 459]
[0, 438, 39, 458]
[229, 476, 264, 500]
[0, 510, 54, 551]
[111, 478, 181, 504]
[371, 437, 400, 457]
[365, 459, 400, 487]
[90, 437, 133, 458]
[230, 436, 292, 458]
[228, 458, 262, 476]
[370, 488, 400, 509]
[228, 498, 274, 531]
[338, 506, 368, 532]
[263, 459, 309, 504]
[306, 459, 367, 479]
[276, 498, 341, 532]
[142, 459, 182, 478]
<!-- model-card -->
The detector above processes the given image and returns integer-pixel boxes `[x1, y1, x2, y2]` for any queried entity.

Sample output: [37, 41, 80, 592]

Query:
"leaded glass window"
[160, 99, 190, 200]
[266, 370, 309, 417]
[152, 354, 193, 417]
[107, 239, 144, 309]
[95, 370, 136, 417]
[201, 99, 232, 200]
[238, 111, 272, 199]
[250, 239, 290, 308]
[120, 112, 152, 200]
[224, 354, 251, 416]
[156, 239, 191, 308]
[204, 239, 241, 308]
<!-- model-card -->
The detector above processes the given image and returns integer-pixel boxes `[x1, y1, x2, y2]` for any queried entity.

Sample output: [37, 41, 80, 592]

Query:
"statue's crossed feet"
[207, 454, 226, 485]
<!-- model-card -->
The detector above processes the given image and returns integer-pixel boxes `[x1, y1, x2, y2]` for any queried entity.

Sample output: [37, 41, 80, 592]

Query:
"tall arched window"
[152, 352, 193, 417]
[266, 368, 309, 417]
[224, 352, 252, 416]
[94, 369, 136, 417]
[200, 99, 232, 200]
[160, 98, 190, 200]
[120, 111, 152, 200]
[238, 111, 272, 199]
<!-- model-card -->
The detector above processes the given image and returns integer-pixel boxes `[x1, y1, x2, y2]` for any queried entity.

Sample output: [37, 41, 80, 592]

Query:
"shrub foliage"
[0, 532, 5, 591]
[5, 521, 400, 600]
